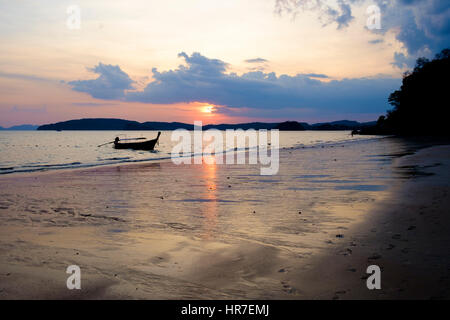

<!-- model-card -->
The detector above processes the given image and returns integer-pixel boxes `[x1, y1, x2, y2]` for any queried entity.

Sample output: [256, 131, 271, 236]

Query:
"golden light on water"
[201, 160, 218, 240]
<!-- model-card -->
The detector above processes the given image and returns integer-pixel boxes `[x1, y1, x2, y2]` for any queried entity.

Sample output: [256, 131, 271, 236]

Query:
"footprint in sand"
[280, 281, 297, 295]
[332, 290, 347, 300]
[368, 253, 382, 261]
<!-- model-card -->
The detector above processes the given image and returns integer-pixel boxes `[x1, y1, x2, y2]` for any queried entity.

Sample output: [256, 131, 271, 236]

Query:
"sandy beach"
[1, 137, 449, 299]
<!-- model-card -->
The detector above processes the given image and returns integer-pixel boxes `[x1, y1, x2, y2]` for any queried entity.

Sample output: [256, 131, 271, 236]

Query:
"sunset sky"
[1, 0, 449, 127]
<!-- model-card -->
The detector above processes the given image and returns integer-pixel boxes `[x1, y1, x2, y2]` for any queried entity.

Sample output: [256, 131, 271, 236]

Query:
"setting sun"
[202, 105, 215, 114]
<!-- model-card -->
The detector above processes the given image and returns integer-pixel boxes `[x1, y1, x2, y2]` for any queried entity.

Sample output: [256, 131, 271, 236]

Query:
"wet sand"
[0, 138, 449, 299]
[284, 145, 450, 299]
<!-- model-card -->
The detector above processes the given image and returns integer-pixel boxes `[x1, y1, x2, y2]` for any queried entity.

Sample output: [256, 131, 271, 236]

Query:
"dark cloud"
[0, 71, 53, 82]
[275, 0, 450, 68]
[275, 0, 356, 29]
[373, 0, 450, 67]
[245, 58, 269, 63]
[391, 52, 418, 69]
[302, 73, 329, 78]
[68, 63, 135, 100]
[176, 52, 228, 76]
[330, 0, 354, 29]
[372, 0, 450, 66]
[71, 102, 119, 107]
[71, 52, 400, 116]
[368, 39, 383, 44]
[11, 105, 47, 114]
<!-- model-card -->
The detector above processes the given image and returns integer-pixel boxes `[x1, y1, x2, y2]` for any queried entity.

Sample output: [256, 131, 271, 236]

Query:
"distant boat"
[113, 132, 161, 150]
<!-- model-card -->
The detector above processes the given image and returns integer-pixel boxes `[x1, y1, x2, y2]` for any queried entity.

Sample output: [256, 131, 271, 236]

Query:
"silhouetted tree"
[376, 115, 385, 126]
[383, 48, 450, 135]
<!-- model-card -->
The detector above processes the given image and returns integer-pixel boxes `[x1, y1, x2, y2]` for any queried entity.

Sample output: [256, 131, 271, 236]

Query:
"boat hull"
[113, 132, 161, 151]
[114, 139, 158, 150]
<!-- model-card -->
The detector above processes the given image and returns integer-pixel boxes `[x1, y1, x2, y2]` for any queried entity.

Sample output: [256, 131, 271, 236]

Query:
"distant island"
[357, 48, 449, 136]
[0, 124, 38, 131]
[35, 118, 376, 131]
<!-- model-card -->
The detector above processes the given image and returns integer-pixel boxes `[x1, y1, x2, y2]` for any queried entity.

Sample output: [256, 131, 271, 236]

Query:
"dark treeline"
[358, 48, 450, 136]
[37, 119, 376, 131]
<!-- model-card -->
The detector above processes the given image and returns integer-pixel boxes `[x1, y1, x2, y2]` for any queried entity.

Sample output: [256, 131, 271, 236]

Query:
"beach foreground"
[1, 138, 449, 299]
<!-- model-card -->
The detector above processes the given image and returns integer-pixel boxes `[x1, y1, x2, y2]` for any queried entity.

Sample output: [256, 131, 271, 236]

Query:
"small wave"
[101, 157, 132, 161]
[335, 185, 388, 191]
[292, 135, 386, 150]
[21, 162, 82, 168]
[0, 162, 90, 175]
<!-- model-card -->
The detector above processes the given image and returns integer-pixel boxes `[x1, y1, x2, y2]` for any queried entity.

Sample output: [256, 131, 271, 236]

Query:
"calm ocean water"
[0, 130, 380, 174]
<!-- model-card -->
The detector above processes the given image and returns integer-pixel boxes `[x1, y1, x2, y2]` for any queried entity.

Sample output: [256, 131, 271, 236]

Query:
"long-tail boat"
[113, 132, 161, 150]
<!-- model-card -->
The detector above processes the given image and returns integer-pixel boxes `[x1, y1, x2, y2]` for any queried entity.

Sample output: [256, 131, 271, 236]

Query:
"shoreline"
[282, 145, 450, 299]
[1, 139, 449, 299]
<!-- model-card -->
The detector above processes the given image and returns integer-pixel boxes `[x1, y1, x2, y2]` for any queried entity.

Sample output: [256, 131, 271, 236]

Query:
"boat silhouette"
[113, 132, 161, 150]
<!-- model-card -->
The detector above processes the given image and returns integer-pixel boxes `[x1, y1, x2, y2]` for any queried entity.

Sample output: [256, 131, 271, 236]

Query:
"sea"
[0, 130, 381, 175]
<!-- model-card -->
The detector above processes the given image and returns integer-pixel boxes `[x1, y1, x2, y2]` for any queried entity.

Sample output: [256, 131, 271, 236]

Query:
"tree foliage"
[384, 48, 450, 135]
